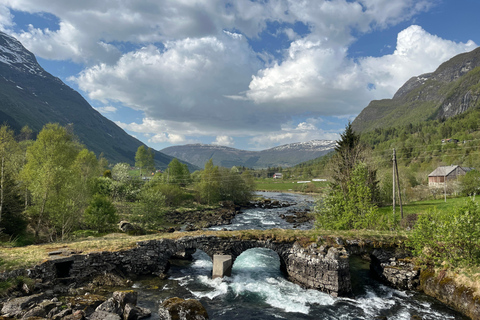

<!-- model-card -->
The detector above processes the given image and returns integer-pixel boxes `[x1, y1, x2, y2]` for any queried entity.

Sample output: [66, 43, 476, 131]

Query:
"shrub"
[84, 194, 118, 232]
[409, 198, 480, 267]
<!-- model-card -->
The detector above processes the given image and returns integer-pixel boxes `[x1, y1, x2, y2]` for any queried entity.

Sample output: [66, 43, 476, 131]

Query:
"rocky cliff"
[352, 47, 480, 132]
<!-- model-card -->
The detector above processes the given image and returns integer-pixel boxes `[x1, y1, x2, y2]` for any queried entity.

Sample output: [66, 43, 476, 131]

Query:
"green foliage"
[19, 123, 103, 240]
[135, 145, 155, 176]
[133, 185, 166, 227]
[103, 170, 112, 178]
[165, 158, 191, 186]
[0, 126, 26, 237]
[144, 180, 187, 207]
[195, 159, 255, 205]
[84, 194, 118, 232]
[315, 162, 381, 230]
[409, 198, 480, 267]
[196, 159, 221, 204]
[112, 162, 131, 182]
[460, 170, 480, 196]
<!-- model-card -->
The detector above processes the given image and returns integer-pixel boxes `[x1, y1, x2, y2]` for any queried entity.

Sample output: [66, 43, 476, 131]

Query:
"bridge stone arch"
[169, 236, 295, 277]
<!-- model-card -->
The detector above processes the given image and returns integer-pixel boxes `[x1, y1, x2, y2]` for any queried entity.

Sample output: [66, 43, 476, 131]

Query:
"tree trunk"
[35, 189, 48, 239]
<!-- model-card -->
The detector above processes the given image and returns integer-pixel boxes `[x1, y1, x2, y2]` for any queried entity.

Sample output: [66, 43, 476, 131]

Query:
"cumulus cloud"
[359, 25, 477, 97]
[95, 105, 117, 114]
[1, 0, 436, 64]
[1, 0, 477, 150]
[212, 135, 234, 147]
[0, 5, 13, 29]
[242, 25, 476, 116]
[72, 32, 264, 130]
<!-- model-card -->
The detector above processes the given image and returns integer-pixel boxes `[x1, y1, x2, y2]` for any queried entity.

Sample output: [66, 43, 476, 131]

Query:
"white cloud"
[73, 33, 265, 131]
[95, 105, 117, 113]
[2, 0, 477, 150]
[242, 25, 476, 116]
[358, 25, 477, 98]
[0, 0, 436, 64]
[0, 5, 13, 29]
[212, 135, 234, 147]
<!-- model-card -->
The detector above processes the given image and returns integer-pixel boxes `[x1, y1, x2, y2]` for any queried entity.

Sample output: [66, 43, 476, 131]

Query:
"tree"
[331, 121, 364, 195]
[0, 126, 21, 227]
[0, 126, 25, 236]
[84, 194, 118, 232]
[166, 158, 190, 186]
[218, 167, 254, 205]
[21, 123, 90, 240]
[196, 159, 221, 204]
[316, 162, 379, 230]
[112, 163, 130, 182]
[315, 122, 380, 230]
[460, 170, 480, 196]
[135, 145, 155, 176]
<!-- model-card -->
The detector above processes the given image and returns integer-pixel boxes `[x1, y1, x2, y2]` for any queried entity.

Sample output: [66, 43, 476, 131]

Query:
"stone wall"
[0, 235, 352, 297]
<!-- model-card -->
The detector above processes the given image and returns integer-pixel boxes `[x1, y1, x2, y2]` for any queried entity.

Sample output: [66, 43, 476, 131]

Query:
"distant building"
[273, 173, 283, 179]
[441, 138, 459, 143]
[428, 165, 474, 186]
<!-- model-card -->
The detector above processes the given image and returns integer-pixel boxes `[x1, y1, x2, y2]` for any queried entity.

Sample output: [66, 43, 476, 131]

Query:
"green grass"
[378, 196, 475, 216]
[255, 179, 328, 193]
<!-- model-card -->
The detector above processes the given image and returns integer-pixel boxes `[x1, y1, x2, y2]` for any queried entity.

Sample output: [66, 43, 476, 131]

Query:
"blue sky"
[0, 0, 479, 151]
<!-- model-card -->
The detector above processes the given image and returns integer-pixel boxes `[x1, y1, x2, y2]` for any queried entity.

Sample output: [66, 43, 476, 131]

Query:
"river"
[132, 192, 467, 319]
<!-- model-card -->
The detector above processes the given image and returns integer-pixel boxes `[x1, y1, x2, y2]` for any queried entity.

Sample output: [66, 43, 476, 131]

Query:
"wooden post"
[394, 151, 403, 219]
[392, 149, 396, 216]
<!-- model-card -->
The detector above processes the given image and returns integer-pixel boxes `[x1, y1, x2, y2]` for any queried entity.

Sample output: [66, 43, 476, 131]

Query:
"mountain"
[0, 31, 180, 169]
[352, 47, 480, 132]
[161, 140, 336, 169]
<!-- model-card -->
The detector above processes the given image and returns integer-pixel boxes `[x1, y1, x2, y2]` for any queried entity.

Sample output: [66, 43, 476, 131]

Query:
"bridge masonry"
[2, 235, 417, 298]
[1, 235, 353, 297]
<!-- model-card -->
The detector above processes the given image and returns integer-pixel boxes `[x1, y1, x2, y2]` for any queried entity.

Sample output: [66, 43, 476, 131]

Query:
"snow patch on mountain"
[268, 140, 337, 152]
[0, 31, 46, 77]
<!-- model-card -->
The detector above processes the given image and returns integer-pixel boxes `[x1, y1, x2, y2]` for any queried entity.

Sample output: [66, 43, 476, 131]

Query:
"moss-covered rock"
[158, 297, 209, 320]
[420, 269, 480, 319]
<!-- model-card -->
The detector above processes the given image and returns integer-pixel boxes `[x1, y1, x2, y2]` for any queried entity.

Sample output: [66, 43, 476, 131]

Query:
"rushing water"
[132, 192, 467, 319]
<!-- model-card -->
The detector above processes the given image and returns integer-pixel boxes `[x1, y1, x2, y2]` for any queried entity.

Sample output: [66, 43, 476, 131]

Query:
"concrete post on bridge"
[212, 254, 233, 279]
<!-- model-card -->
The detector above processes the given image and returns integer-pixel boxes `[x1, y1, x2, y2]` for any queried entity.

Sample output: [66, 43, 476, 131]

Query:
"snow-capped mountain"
[268, 140, 337, 152]
[161, 140, 336, 169]
[0, 31, 181, 169]
[0, 32, 48, 77]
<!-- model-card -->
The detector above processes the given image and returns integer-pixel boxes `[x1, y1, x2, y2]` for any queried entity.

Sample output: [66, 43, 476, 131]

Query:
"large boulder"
[158, 297, 209, 320]
[1, 293, 45, 318]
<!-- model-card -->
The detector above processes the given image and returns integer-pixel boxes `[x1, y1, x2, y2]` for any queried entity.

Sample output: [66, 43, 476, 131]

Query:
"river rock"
[1, 293, 45, 318]
[20, 299, 58, 318]
[118, 221, 135, 233]
[158, 297, 209, 320]
[89, 310, 122, 320]
[62, 310, 86, 320]
[123, 303, 151, 320]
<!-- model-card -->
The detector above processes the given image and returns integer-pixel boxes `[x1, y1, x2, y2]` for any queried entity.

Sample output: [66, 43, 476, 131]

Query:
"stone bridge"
[2, 235, 418, 298]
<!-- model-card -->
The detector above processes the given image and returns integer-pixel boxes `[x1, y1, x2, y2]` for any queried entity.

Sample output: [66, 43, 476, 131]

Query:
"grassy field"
[377, 196, 476, 217]
[255, 179, 328, 193]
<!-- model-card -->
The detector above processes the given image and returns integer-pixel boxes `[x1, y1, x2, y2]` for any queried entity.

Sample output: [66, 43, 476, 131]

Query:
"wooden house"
[428, 165, 473, 187]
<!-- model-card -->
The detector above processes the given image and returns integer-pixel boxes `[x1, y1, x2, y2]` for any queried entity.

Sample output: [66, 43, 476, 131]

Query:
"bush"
[409, 198, 480, 267]
[84, 194, 118, 232]
[460, 170, 480, 196]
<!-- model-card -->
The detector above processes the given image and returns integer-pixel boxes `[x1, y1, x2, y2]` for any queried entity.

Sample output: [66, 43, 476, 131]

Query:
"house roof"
[428, 165, 474, 177]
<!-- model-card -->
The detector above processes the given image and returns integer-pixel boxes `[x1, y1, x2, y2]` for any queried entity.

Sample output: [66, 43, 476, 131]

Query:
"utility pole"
[392, 149, 403, 219]
[444, 174, 447, 202]
[392, 149, 396, 216]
